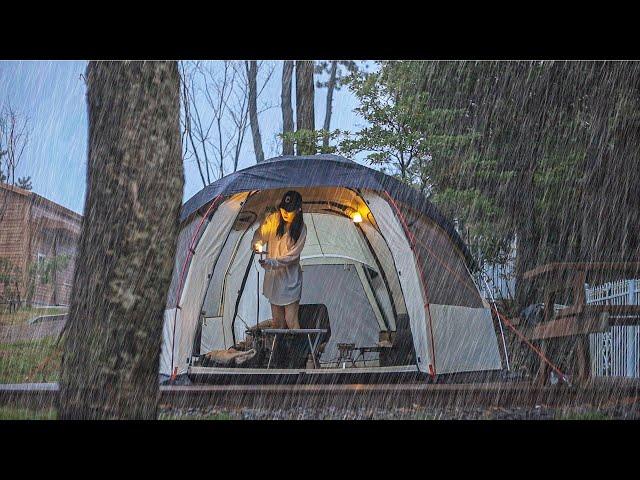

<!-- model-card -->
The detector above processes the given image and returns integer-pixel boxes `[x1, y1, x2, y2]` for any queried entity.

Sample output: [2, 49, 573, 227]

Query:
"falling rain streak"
[0, 60, 639, 420]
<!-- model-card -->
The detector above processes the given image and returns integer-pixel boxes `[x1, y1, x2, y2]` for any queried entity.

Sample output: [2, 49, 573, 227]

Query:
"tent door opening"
[191, 189, 417, 372]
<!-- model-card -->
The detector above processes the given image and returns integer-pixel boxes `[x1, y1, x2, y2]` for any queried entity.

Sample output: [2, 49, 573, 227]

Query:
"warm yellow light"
[352, 212, 363, 223]
[255, 242, 263, 253]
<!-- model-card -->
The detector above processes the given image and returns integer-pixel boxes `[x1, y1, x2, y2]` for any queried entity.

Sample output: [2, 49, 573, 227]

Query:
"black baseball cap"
[278, 190, 303, 212]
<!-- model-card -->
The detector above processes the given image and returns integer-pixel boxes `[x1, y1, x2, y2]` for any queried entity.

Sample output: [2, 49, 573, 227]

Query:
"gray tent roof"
[181, 154, 475, 267]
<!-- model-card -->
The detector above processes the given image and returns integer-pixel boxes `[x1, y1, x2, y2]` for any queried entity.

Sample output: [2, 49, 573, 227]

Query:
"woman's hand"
[259, 258, 279, 270]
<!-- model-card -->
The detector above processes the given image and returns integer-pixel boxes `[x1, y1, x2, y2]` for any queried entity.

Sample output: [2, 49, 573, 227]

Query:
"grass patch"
[0, 307, 67, 326]
[3, 410, 234, 420]
[0, 407, 57, 420]
[0, 336, 62, 384]
[556, 410, 610, 420]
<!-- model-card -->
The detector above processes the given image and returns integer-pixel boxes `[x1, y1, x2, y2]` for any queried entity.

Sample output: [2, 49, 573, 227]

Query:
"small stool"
[336, 343, 356, 368]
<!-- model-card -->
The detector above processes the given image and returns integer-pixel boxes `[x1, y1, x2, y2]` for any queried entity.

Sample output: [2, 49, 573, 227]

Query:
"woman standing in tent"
[252, 190, 307, 329]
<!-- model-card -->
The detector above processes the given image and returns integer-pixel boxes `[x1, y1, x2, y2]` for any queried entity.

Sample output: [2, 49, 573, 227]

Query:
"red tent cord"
[384, 192, 437, 378]
[490, 306, 568, 382]
[170, 194, 223, 379]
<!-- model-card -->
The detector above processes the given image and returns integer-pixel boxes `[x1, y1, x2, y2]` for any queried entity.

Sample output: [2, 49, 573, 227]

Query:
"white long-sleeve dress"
[252, 212, 307, 306]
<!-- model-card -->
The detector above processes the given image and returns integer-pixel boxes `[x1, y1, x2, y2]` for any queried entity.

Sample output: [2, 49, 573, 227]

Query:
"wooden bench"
[520, 262, 640, 384]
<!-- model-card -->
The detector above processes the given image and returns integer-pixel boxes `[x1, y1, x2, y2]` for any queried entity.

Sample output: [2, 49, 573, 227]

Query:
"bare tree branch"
[179, 61, 270, 181]
[0, 104, 30, 223]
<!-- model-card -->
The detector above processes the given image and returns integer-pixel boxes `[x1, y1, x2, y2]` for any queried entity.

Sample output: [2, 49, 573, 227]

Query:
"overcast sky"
[0, 60, 373, 214]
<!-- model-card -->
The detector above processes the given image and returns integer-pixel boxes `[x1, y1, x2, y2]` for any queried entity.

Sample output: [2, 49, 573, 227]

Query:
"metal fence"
[587, 279, 640, 378]
[476, 262, 516, 302]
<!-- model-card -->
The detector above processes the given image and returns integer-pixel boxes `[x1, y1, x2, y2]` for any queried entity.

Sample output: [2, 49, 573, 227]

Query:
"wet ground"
[158, 403, 640, 420]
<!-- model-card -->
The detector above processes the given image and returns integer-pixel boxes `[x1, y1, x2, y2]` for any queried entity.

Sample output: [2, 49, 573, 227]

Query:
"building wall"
[0, 184, 81, 306]
[30, 228, 78, 305]
[0, 186, 29, 302]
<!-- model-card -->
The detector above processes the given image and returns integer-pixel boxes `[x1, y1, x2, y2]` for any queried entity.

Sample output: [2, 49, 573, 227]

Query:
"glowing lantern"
[352, 211, 363, 223]
[255, 241, 267, 259]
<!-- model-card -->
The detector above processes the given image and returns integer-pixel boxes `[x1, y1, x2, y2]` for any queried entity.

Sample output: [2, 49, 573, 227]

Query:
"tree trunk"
[58, 61, 184, 420]
[322, 61, 338, 150]
[247, 61, 264, 163]
[281, 61, 294, 156]
[514, 215, 539, 312]
[513, 160, 541, 312]
[295, 60, 315, 155]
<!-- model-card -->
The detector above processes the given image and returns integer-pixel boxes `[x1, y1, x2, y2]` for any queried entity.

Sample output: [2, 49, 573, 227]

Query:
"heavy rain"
[0, 60, 639, 421]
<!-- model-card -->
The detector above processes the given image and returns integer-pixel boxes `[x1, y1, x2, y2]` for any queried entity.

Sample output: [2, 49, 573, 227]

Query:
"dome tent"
[160, 154, 502, 382]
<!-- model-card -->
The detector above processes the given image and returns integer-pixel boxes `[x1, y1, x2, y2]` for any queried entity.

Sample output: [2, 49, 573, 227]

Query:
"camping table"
[261, 328, 328, 369]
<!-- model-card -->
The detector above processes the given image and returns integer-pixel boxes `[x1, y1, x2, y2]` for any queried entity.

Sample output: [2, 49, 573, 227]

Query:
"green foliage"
[557, 410, 610, 420]
[339, 62, 474, 189]
[339, 61, 509, 263]
[432, 187, 513, 264]
[392, 62, 609, 279]
[0, 407, 57, 420]
[280, 129, 346, 155]
[340, 60, 639, 286]
[315, 60, 360, 90]
[0, 336, 62, 383]
[28, 254, 70, 286]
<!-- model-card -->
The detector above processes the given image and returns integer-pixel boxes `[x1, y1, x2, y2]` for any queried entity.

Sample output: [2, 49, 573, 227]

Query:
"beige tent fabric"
[401, 207, 484, 308]
[165, 216, 200, 309]
[163, 188, 502, 377]
[364, 190, 501, 375]
[363, 191, 432, 373]
[359, 220, 408, 325]
[428, 305, 502, 374]
[160, 192, 248, 376]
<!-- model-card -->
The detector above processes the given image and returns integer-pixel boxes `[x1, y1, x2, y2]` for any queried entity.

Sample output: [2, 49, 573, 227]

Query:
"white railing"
[476, 262, 516, 302]
[587, 279, 640, 378]
[585, 278, 640, 306]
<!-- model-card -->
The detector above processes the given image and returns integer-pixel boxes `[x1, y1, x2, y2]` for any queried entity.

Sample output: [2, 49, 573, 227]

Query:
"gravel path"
[159, 403, 640, 420]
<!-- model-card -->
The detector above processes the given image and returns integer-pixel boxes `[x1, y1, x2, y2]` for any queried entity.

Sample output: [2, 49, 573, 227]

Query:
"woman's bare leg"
[271, 304, 286, 329]
[284, 301, 300, 329]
